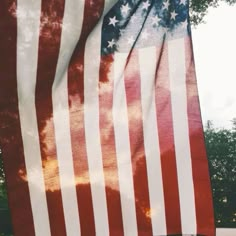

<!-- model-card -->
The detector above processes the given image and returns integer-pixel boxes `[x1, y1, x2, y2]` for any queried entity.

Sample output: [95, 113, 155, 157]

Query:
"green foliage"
[190, 0, 236, 25]
[0, 151, 12, 235]
[0, 150, 7, 202]
[0, 150, 4, 182]
[205, 120, 236, 227]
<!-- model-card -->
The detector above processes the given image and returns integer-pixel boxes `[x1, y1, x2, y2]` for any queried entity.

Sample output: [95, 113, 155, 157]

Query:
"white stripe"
[83, 4, 110, 236]
[216, 228, 236, 236]
[139, 47, 167, 235]
[52, 1, 85, 235]
[113, 52, 138, 236]
[168, 38, 196, 234]
[16, 1, 51, 236]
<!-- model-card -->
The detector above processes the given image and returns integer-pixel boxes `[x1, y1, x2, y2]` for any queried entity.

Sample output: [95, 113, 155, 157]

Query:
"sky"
[192, 2, 236, 129]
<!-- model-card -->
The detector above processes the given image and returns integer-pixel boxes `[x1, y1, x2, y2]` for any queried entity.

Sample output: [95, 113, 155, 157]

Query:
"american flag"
[0, 0, 215, 235]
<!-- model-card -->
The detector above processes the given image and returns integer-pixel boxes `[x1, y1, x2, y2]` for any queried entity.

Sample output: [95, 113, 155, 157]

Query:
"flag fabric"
[0, 0, 215, 235]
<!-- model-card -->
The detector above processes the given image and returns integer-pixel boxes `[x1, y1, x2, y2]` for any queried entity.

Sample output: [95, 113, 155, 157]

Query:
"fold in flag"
[0, 0, 215, 235]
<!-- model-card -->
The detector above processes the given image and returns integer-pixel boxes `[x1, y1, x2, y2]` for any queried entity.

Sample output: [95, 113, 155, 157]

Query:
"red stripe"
[35, 1, 66, 235]
[124, 51, 153, 235]
[155, 44, 182, 234]
[0, 1, 35, 235]
[99, 54, 124, 235]
[185, 37, 215, 236]
[67, 1, 105, 235]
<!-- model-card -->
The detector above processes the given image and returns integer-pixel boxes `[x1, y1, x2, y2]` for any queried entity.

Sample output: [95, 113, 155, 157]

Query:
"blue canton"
[101, 0, 190, 55]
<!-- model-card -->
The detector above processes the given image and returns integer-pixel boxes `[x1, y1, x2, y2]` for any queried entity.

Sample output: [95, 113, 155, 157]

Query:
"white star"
[180, 0, 186, 5]
[163, 1, 170, 10]
[170, 11, 178, 20]
[181, 19, 188, 29]
[141, 30, 150, 40]
[127, 36, 135, 45]
[109, 16, 118, 27]
[142, 1, 151, 10]
[151, 15, 161, 26]
[107, 39, 116, 48]
[121, 3, 131, 15]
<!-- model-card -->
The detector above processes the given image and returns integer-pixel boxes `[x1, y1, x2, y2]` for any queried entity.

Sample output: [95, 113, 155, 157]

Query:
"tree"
[0, 149, 7, 201]
[0, 150, 12, 236]
[205, 120, 236, 227]
[190, 0, 236, 25]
